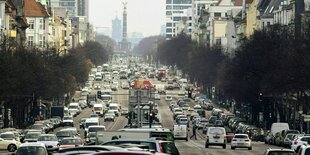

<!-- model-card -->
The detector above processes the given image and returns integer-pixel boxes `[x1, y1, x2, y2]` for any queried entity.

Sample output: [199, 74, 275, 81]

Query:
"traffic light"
[188, 90, 192, 98]
[97, 91, 102, 99]
[150, 112, 156, 123]
[144, 112, 149, 119]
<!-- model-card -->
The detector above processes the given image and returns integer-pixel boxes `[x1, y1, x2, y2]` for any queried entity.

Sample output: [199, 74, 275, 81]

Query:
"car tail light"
[284, 138, 288, 142]
[159, 144, 164, 152]
[245, 139, 250, 142]
[294, 141, 298, 145]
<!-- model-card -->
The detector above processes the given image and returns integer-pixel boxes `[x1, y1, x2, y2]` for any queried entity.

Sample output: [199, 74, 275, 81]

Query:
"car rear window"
[268, 151, 295, 155]
[209, 128, 225, 135]
[234, 135, 248, 138]
[104, 141, 157, 151]
[160, 142, 179, 155]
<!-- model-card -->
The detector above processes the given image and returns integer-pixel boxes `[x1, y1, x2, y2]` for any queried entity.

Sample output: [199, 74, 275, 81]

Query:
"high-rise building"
[165, 0, 192, 40]
[77, 0, 89, 20]
[59, 0, 77, 17]
[112, 17, 122, 42]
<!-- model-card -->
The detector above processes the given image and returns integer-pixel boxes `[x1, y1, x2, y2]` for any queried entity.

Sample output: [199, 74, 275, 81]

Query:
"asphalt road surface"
[0, 79, 284, 155]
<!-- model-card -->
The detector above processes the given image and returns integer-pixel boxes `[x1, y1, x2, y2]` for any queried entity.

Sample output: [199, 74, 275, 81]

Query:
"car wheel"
[223, 144, 226, 149]
[205, 143, 208, 148]
[7, 144, 17, 152]
[248, 147, 252, 150]
[231, 147, 235, 150]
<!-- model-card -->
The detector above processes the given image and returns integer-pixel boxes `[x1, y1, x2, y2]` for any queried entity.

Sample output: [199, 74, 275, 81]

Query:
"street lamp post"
[149, 101, 153, 128]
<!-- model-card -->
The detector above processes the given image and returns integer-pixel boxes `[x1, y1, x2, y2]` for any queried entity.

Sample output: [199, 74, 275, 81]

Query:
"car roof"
[234, 134, 248, 136]
[58, 145, 127, 153]
[266, 148, 295, 152]
[20, 142, 46, 147]
[39, 134, 56, 137]
[1, 132, 14, 134]
[62, 137, 82, 140]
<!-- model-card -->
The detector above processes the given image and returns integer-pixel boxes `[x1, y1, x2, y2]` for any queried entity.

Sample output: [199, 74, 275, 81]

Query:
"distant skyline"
[89, 0, 166, 37]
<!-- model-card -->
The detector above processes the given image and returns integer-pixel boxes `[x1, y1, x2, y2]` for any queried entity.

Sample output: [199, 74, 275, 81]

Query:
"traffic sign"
[303, 115, 310, 122]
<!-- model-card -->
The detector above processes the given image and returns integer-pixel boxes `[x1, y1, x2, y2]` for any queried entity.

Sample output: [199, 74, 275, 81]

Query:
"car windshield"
[63, 116, 72, 120]
[25, 133, 40, 139]
[94, 107, 102, 111]
[85, 123, 98, 128]
[61, 139, 82, 145]
[16, 146, 46, 155]
[88, 127, 105, 133]
[31, 124, 43, 129]
[69, 105, 78, 109]
[38, 135, 58, 141]
[56, 131, 73, 137]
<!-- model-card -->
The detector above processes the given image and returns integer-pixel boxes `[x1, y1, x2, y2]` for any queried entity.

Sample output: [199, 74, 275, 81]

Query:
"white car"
[231, 134, 252, 150]
[16, 142, 48, 155]
[165, 95, 172, 101]
[62, 116, 74, 126]
[0, 137, 21, 152]
[291, 136, 310, 152]
[298, 145, 310, 155]
[155, 94, 161, 100]
[37, 134, 59, 152]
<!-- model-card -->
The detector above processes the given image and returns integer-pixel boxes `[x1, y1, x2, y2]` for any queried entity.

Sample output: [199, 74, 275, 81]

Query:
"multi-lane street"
[66, 79, 283, 155]
[0, 78, 284, 155]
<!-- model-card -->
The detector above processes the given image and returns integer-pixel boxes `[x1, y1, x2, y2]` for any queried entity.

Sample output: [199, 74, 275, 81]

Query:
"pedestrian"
[190, 125, 197, 140]
[259, 128, 264, 142]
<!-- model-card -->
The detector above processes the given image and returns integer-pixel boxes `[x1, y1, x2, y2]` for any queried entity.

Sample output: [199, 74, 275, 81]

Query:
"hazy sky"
[89, 0, 166, 37]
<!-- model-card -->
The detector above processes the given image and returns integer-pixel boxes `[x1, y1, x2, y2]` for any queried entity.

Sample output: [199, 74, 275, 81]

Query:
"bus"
[118, 128, 174, 142]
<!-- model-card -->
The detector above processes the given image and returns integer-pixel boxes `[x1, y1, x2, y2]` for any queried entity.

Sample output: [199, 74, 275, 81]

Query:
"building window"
[189, 23, 192, 26]
[215, 38, 221, 45]
[166, 6, 172, 10]
[52, 28, 56, 36]
[166, 34, 172, 38]
[29, 20, 34, 29]
[166, 28, 172, 33]
[39, 19, 43, 29]
[28, 36, 33, 46]
[166, 23, 172, 27]
[43, 19, 46, 30]
[173, 17, 181, 21]
[214, 12, 221, 18]
[166, 0, 172, 4]
[267, 22, 271, 26]
[166, 11, 172, 15]
[189, 17, 192, 20]
[43, 36, 46, 47]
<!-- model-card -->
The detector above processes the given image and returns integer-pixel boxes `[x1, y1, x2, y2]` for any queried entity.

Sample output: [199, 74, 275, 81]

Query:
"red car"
[226, 132, 235, 142]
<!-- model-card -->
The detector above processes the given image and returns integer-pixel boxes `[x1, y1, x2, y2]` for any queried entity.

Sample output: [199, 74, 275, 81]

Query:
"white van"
[93, 103, 104, 117]
[205, 127, 226, 148]
[271, 123, 289, 136]
[101, 94, 112, 106]
[84, 118, 100, 137]
[173, 124, 188, 141]
[95, 72, 102, 81]
[68, 103, 81, 116]
[64, 107, 70, 116]
[109, 103, 120, 116]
